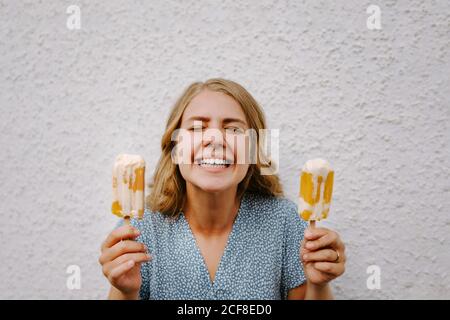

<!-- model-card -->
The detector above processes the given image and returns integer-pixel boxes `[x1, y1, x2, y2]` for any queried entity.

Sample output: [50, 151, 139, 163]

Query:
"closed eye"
[188, 126, 205, 131]
[225, 127, 244, 134]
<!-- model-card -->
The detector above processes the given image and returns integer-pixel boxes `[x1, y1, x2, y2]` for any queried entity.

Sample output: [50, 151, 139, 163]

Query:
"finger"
[101, 225, 141, 251]
[109, 260, 136, 282]
[99, 240, 147, 265]
[302, 249, 339, 263]
[305, 231, 339, 251]
[300, 238, 314, 250]
[339, 250, 347, 263]
[300, 240, 312, 256]
[339, 240, 346, 254]
[304, 227, 330, 240]
[307, 267, 336, 284]
[103, 252, 151, 277]
[112, 252, 151, 268]
[314, 262, 345, 276]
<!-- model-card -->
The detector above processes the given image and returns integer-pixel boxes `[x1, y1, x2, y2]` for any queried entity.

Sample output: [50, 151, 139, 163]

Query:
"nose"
[201, 127, 226, 154]
[203, 130, 224, 148]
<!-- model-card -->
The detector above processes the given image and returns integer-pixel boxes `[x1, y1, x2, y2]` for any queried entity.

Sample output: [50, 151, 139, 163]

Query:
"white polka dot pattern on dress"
[116, 191, 307, 300]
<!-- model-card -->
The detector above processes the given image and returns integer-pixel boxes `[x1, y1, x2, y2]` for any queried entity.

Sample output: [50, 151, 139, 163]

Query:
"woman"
[99, 78, 346, 300]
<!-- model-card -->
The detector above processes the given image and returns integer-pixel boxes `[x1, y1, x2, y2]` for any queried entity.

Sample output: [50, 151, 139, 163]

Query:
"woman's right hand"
[99, 225, 151, 298]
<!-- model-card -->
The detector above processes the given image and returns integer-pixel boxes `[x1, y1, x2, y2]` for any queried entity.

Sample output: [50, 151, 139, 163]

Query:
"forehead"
[181, 89, 247, 123]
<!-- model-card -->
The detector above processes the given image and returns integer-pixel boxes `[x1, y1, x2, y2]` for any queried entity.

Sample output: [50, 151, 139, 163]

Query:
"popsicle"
[298, 159, 334, 228]
[111, 154, 146, 224]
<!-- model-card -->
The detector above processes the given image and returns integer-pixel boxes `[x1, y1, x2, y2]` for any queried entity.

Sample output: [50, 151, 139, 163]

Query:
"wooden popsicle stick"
[310, 220, 316, 229]
[118, 216, 132, 243]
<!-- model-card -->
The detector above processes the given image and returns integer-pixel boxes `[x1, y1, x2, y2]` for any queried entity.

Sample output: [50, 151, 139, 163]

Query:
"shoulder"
[243, 192, 307, 240]
[140, 208, 175, 224]
[244, 192, 298, 220]
[125, 208, 179, 240]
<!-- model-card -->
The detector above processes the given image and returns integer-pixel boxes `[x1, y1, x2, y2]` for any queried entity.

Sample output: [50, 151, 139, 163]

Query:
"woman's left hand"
[301, 227, 346, 286]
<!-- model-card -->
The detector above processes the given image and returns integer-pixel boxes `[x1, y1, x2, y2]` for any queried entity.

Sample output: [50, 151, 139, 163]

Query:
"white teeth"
[200, 158, 227, 165]
[197, 158, 232, 167]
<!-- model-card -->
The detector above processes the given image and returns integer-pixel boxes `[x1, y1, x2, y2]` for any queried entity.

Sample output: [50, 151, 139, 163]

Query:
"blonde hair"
[147, 78, 283, 217]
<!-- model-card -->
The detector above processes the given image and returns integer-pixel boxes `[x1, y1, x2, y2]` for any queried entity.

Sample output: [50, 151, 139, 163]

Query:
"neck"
[184, 184, 241, 235]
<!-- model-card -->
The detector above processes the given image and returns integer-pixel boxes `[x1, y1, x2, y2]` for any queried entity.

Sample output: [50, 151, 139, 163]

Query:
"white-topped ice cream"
[112, 154, 145, 220]
[298, 158, 334, 221]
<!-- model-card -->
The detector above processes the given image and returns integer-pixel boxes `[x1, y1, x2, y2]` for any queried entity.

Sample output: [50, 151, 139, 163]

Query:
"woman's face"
[175, 89, 251, 194]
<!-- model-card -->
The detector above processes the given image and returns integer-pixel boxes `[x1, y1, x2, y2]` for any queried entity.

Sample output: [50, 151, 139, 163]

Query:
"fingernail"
[306, 242, 313, 249]
[134, 229, 141, 236]
[305, 230, 312, 238]
[303, 254, 308, 260]
[128, 260, 135, 267]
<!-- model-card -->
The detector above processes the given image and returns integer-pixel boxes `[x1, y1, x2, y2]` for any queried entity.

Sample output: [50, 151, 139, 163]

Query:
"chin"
[194, 181, 233, 193]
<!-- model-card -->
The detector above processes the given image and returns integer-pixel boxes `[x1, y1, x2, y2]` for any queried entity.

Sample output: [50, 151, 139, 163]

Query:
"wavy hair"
[147, 78, 283, 217]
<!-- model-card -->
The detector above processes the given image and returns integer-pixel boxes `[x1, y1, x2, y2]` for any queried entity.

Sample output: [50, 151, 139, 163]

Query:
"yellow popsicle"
[299, 159, 334, 222]
[112, 154, 145, 221]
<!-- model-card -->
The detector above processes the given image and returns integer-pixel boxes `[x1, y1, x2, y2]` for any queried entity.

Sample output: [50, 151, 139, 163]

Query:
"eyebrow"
[186, 116, 247, 126]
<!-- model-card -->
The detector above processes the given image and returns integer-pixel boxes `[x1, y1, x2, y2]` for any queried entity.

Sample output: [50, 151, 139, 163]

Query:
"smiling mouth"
[194, 158, 233, 169]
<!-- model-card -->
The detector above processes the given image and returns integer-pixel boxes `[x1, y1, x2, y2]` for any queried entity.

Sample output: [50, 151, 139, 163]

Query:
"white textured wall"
[0, 0, 449, 299]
